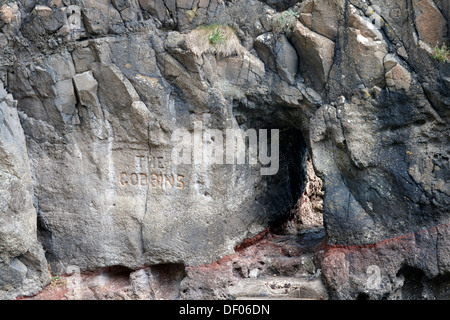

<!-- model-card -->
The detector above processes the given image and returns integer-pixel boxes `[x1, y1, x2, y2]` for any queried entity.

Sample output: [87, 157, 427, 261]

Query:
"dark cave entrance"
[233, 100, 324, 234]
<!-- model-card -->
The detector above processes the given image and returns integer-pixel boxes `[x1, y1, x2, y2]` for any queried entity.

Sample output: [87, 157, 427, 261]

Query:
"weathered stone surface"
[385, 63, 411, 92]
[179, 228, 326, 300]
[20, 4, 66, 41]
[254, 33, 298, 84]
[293, 159, 323, 227]
[0, 3, 21, 26]
[310, 88, 448, 246]
[254, 33, 277, 71]
[0, 84, 35, 264]
[0, 81, 49, 299]
[72, 44, 96, 74]
[7, 29, 304, 278]
[112, 0, 141, 22]
[229, 276, 328, 299]
[81, 0, 125, 35]
[31, 5, 66, 32]
[139, 0, 169, 22]
[290, 21, 335, 91]
[368, 0, 449, 119]
[73, 71, 103, 119]
[20, 226, 328, 300]
[298, 0, 344, 40]
[412, 0, 447, 47]
[54, 79, 76, 117]
[326, 2, 388, 97]
[0, 0, 449, 300]
[65, 5, 85, 40]
[271, 80, 303, 107]
[320, 223, 450, 299]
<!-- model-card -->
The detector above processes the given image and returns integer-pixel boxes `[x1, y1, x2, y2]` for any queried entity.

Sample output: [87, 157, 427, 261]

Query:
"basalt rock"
[0, 0, 449, 300]
[0, 81, 49, 299]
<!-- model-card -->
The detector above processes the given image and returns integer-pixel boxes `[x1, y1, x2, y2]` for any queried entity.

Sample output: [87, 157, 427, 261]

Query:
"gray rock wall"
[0, 81, 49, 299]
[0, 0, 448, 299]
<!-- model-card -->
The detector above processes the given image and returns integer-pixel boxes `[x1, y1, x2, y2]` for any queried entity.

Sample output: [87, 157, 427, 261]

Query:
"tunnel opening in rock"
[233, 101, 324, 234]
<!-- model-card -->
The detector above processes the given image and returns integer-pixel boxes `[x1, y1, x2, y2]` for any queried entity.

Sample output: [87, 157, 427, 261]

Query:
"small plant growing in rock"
[208, 27, 226, 46]
[433, 43, 450, 62]
[186, 23, 243, 57]
[273, 9, 299, 36]
[50, 275, 66, 287]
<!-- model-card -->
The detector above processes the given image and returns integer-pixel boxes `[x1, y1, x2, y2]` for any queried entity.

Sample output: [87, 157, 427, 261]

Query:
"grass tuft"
[186, 24, 244, 57]
[272, 10, 299, 37]
[433, 43, 450, 63]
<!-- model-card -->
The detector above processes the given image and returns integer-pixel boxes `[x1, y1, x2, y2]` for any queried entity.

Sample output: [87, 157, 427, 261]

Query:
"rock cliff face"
[0, 0, 449, 300]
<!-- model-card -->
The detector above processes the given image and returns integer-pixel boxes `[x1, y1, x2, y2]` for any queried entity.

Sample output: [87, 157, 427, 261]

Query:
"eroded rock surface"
[0, 81, 49, 300]
[0, 0, 449, 299]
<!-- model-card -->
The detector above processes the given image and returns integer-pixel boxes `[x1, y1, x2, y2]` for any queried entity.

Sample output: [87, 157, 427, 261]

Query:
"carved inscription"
[119, 172, 184, 189]
[119, 154, 185, 190]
